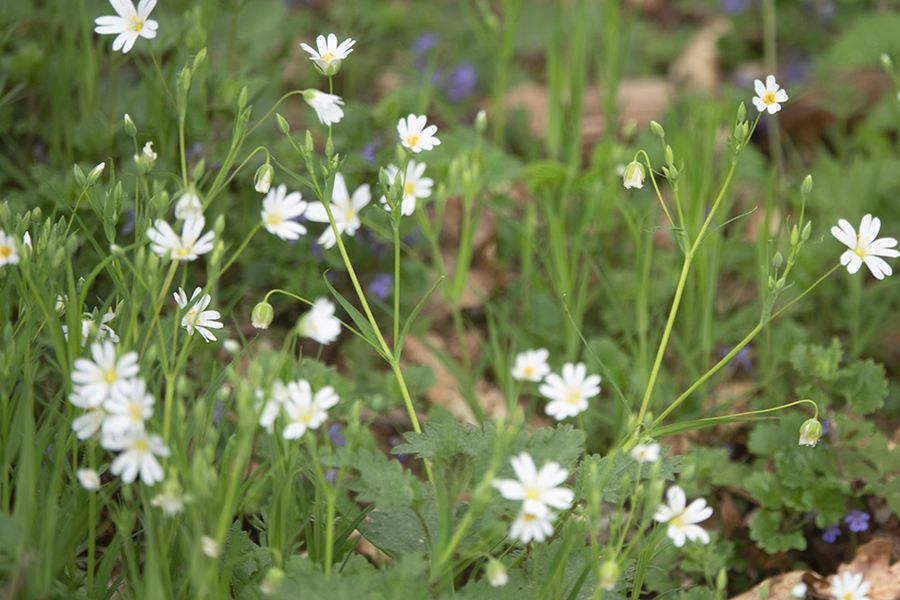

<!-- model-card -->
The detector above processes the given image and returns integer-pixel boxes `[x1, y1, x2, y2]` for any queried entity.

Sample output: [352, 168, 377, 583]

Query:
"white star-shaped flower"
[282, 380, 339, 440]
[174, 189, 203, 221]
[0, 229, 19, 268]
[305, 173, 370, 249]
[70, 341, 140, 408]
[297, 298, 341, 345]
[258, 379, 291, 433]
[105, 428, 170, 485]
[539, 362, 601, 420]
[300, 34, 355, 74]
[146, 217, 215, 261]
[94, 0, 159, 54]
[303, 90, 344, 126]
[102, 377, 154, 438]
[173, 287, 224, 342]
[831, 214, 898, 280]
[653, 485, 713, 547]
[510, 349, 551, 382]
[493, 452, 574, 517]
[830, 572, 870, 600]
[509, 510, 555, 544]
[380, 160, 433, 216]
[261, 185, 308, 240]
[630, 443, 661, 463]
[397, 114, 440, 153]
[752, 75, 789, 114]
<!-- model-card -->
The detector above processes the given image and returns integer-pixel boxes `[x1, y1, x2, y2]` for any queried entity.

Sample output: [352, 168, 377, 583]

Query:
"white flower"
[303, 90, 344, 126]
[493, 452, 573, 517]
[510, 349, 551, 382]
[790, 582, 807, 599]
[135, 141, 157, 171]
[380, 160, 433, 216]
[282, 381, 339, 440]
[72, 409, 107, 440]
[752, 75, 789, 114]
[105, 428, 169, 485]
[223, 339, 241, 355]
[63, 311, 119, 346]
[831, 214, 898, 280]
[77, 468, 101, 491]
[539, 362, 601, 421]
[261, 185, 308, 240]
[254, 163, 274, 194]
[509, 510, 555, 544]
[22, 232, 32, 249]
[146, 217, 215, 261]
[830, 572, 869, 600]
[631, 443, 661, 463]
[300, 33, 355, 74]
[653, 485, 713, 547]
[304, 173, 370, 249]
[297, 298, 341, 345]
[485, 559, 508, 587]
[0, 229, 19, 267]
[174, 287, 224, 342]
[94, 0, 159, 54]
[201, 535, 220, 558]
[258, 379, 291, 433]
[174, 190, 203, 221]
[397, 114, 441, 153]
[623, 161, 645, 190]
[71, 341, 140, 408]
[151, 490, 185, 516]
[102, 377, 154, 438]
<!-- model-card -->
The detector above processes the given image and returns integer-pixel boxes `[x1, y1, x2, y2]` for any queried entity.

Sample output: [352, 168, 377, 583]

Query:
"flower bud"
[200, 535, 219, 558]
[622, 160, 645, 190]
[801, 174, 813, 195]
[276, 113, 290, 135]
[123, 113, 137, 137]
[238, 86, 248, 110]
[664, 145, 675, 166]
[736, 101, 747, 122]
[790, 225, 800, 246]
[801, 221, 812, 241]
[485, 558, 508, 587]
[87, 162, 106, 186]
[881, 53, 893, 72]
[254, 163, 274, 194]
[599, 560, 619, 590]
[772, 251, 783, 269]
[260, 567, 285, 595]
[650, 120, 665, 139]
[251, 301, 274, 329]
[134, 141, 157, 173]
[798, 418, 823, 447]
[475, 109, 488, 134]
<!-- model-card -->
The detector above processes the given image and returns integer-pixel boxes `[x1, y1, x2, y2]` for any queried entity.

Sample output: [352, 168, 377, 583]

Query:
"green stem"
[220, 223, 261, 275]
[393, 224, 401, 344]
[140, 261, 179, 356]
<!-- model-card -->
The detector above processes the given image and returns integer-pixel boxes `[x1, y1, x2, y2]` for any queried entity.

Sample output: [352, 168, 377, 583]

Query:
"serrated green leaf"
[748, 510, 806, 554]
[834, 359, 887, 415]
[349, 449, 423, 509]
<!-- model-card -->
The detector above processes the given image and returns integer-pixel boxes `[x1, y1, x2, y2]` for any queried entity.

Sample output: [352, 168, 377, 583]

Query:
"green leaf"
[748, 510, 806, 554]
[323, 275, 390, 361]
[743, 472, 783, 509]
[789, 339, 842, 381]
[394, 276, 444, 361]
[349, 449, 424, 509]
[834, 359, 887, 415]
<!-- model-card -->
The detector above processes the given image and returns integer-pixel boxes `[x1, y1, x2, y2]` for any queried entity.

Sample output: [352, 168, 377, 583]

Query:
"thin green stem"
[393, 224, 401, 343]
[220, 223, 261, 276]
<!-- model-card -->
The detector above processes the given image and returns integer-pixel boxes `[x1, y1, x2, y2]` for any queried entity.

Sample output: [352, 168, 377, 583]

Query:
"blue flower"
[821, 525, 841, 543]
[368, 273, 393, 300]
[843, 510, 870, 533]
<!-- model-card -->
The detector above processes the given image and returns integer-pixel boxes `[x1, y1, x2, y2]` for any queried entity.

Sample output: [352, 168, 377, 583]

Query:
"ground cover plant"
[1, 0, 899, 598]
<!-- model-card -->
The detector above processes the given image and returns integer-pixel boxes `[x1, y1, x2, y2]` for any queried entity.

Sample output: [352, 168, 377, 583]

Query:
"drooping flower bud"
[798, 418, 823, 447]
[251, 301, 274, 329]
[623, 161, 645, 190]
[254, 163, 274, 194]
[485, 558, 508, 587]
[599, 560, 619, 590]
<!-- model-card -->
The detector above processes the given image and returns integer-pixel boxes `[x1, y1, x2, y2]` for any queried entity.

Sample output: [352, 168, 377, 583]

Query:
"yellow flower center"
[266, 213, 284, 226]
[521, 513, 537, 523]
[298, 411, 313, 424]
[345, 208, 356, 222]
[128, 402, 143, 421]
[405, 135, 420, 148]
[762, 91, 776, 105]
[842, 594, 854, 600]
[525, 488, 540, 500]
[522, 365, 535, 378]
[321, 51, 334, 63]
[854, 246, 866, 257]
[670, 515, 683, 528]
[403, 181, 415, 196]
[130, 16, 144, 32]
[185, 309, 199, 324]
[176, 247, 190, 258]
[0, 245, 11, 259]
[565, 388, 582, 405]
[103, 369, 117, 384]
[132, 438, 149, 452]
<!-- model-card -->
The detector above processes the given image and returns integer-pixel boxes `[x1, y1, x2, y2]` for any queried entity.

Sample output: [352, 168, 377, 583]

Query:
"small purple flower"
[820, 419, 831, 436]
[369, 273, 393, 300]
[324, 468, 337, 484]
[721, 0, 748, 13]
[444, 62, 478, 103]
[328, 423, 346, 447]
[412, 33, 439, 55]
[843, 510, 869, 533]
[361, 142, 378, 165]
[821, 525, 841, 543]
[212, 399, 226, 426]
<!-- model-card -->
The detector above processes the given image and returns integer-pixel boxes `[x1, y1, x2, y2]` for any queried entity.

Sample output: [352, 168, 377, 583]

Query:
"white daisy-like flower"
[303, 90, 344, 126]
[397, 114, 441, 153]
[173, 287, 224, 342]
[830, 572, 870, 600]
[304, 173, 370, 249]
[261, 185, 308, 240]
[493, 452, 573, 517]
[63, 311, 119, 346]
[282, 380, 339, 440]
[510, 349, 551, 382]
[94, 0, 159, 54]
[752, 75, 789, 114]
[71, 341, 140, 408]
[146, 217, 215, 261]
[539, 362, 601, 421]
[258, 379, 291, 433]
[509, 510, 555, 544]
[0, 229, 19, 268]
[297, 298, 341, 345]
[631, 443, 661, 463]
[102, 377, 154, 438]
[174, 189, 203, 221]
[380, 160, 433, 216]
[72, 409, 107, 440]
[77, 468, 101, 491]
[299, 33, 356, 74]
[105, 428, 169, 485]
[653, 485, 713, 547]
[831, 214, 898, 280]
